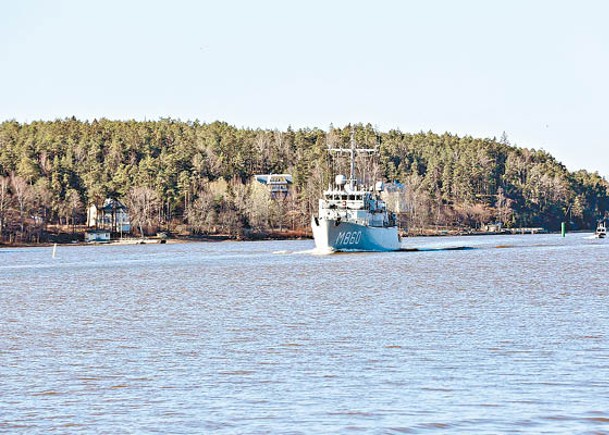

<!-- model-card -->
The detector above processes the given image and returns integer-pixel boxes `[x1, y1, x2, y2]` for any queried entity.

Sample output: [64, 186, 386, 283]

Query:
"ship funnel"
[335, 175, 347, 186]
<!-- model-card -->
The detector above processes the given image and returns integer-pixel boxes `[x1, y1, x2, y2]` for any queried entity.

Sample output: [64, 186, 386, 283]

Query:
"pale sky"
[1, 0, 608, 177]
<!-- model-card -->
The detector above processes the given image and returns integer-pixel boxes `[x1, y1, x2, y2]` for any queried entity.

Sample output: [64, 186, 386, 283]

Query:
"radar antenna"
[328, 128, 376, 190]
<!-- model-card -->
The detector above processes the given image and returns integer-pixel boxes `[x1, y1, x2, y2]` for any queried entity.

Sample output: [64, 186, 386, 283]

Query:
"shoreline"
[0, 230, 312, 249]
[1, 229, 595, 250]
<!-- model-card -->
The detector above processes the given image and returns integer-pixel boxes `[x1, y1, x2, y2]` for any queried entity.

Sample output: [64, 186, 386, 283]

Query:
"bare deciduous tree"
[65, 189, 83, 232]
[495, 187, 514, 225]
[126, 186, 160, 236]
[247, 182, 270, 232]
[10, 173, 32, 233]
[0, 176, 10, 238]
[187, 190, 216, 234]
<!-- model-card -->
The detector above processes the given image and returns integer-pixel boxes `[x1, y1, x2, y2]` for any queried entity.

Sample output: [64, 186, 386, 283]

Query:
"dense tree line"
[0, 118, 607, 242]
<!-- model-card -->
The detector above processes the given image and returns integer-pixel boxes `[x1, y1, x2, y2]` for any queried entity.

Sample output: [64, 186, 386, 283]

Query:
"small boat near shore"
[595, 221, 606, 239]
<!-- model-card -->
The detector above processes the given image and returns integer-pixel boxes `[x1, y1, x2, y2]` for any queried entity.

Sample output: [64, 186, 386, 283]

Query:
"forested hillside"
[1, 118, 607, 242]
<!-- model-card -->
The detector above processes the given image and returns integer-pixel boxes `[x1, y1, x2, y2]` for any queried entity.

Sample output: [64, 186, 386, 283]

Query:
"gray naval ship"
[311, 133, 402, 252]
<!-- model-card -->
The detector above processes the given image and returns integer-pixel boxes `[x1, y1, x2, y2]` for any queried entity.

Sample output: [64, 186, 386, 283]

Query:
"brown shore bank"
[0, 228, 313, 249]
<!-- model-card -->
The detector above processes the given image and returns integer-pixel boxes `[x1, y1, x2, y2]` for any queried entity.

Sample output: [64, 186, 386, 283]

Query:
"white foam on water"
[272, 248, 326, 255]
[309, 247, 334, 256]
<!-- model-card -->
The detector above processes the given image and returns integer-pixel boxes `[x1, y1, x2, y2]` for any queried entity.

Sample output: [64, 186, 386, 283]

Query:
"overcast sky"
[1, 0, 608, 177]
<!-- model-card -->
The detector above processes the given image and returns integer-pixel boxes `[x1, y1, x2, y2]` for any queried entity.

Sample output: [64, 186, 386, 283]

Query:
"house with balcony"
[87, 198, 131, 233]
[253, 174, 293, 199]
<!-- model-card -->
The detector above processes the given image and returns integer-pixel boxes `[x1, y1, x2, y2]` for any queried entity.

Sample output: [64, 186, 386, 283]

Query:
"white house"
[382, 182, 409, 214]
[87, 198, 131, 233]
[253, 174, 293, 199]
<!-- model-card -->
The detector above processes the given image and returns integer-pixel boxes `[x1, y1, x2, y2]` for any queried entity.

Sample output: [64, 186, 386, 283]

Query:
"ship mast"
[328, 128, 376, 190]
[348, 131, 357, 189]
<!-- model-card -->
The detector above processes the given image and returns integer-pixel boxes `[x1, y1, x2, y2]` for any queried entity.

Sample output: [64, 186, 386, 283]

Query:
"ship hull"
[311, 217, 401, 252]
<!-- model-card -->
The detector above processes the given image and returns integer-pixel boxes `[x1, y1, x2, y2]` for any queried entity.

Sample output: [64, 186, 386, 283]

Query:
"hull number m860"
[336, 231, 362, 245]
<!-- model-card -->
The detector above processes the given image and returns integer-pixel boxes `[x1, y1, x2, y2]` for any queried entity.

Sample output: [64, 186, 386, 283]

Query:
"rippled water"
[1, 234, 609, 433]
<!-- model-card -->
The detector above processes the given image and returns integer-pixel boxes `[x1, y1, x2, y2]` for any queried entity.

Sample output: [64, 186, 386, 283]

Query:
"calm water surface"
[1, 234, 609, 433]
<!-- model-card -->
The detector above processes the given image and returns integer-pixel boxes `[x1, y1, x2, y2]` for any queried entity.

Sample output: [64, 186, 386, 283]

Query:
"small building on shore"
[84, 229, 111, 243]
[481, 222, 504, 233]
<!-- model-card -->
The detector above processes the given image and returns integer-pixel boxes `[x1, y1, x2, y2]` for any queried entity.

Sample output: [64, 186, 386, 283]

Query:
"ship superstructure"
[311, 131, 401, 252]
